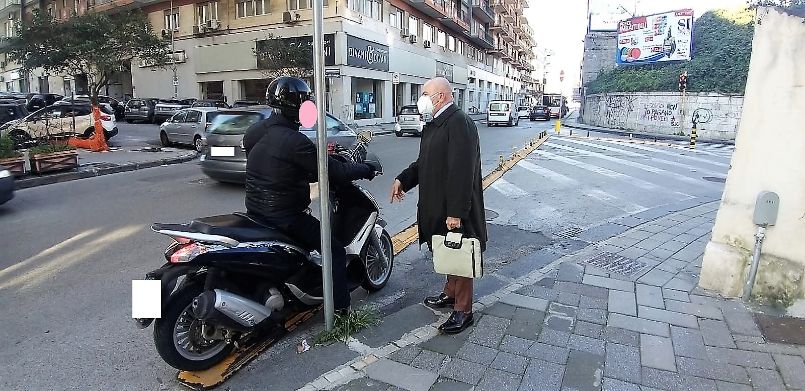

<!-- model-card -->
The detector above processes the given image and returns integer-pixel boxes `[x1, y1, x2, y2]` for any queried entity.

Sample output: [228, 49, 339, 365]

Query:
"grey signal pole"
[312, 0, 335, 331]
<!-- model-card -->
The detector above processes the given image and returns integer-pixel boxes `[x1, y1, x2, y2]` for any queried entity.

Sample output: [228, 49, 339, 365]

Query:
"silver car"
[154, 98, 195, 123]
[201, 106, 358, 184]
[394, 105, 424, 137]
[160, 107, 221, 152]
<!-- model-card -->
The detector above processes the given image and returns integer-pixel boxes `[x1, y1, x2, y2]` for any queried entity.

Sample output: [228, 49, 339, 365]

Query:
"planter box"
[0, 155, 26, 176]
[30, 150, 78, 175]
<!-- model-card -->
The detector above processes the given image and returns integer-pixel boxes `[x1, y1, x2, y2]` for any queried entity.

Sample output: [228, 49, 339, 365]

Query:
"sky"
[523, 0, 749, 95]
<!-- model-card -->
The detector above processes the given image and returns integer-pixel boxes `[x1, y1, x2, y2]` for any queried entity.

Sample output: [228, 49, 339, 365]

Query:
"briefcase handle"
[443, 229, 464, 250]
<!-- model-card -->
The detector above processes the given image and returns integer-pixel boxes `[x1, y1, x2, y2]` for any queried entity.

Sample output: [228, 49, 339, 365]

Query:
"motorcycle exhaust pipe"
[192, 289, 273, 331]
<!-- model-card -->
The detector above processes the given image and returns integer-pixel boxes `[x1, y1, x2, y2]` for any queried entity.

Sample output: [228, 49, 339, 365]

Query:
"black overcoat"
[396, 104, 488, 251]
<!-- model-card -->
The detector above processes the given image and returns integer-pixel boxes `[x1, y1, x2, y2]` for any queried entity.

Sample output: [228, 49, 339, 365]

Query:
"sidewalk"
[15, 146, 197, 189]
[301, 200, 802, 391]
[563, 115, 735, 146]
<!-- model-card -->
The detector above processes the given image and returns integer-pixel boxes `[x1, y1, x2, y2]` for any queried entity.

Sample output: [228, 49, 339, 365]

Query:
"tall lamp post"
[170, 0, 178, 99]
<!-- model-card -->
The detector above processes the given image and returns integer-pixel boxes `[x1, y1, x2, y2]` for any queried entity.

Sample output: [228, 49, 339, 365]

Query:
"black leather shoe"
[424, 293, 455, 309]
[438, 311, 474, 334]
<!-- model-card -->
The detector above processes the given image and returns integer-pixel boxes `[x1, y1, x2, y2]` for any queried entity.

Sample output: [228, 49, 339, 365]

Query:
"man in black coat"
[391, 77, 487, 334]
[244, 77, 377, 314]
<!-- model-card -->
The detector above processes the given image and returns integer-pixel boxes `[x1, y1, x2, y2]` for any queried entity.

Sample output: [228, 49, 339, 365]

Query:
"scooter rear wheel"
[361, 229, 394, 292]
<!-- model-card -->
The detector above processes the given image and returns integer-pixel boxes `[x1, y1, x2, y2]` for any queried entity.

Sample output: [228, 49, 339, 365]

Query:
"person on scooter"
[243, 76, 378, 315]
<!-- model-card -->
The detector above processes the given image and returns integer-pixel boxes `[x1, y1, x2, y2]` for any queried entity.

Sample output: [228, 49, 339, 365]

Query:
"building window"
[423, 23, 433, 44]
[236, 0, 268, 16]
[5, 21, 14, 38]
[408, 16, 418, 40]
[351, 0, 382, 20]
[352, 77, 382, 120]
[388, 6, 402, 28]
[437, 30, 446, 48]
[448, 36, 455, 51]
[197, 2, 219, 24]
[164, 8, 179, 30]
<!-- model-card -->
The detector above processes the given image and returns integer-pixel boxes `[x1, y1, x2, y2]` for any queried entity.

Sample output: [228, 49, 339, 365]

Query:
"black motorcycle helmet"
[265, 76, 312, 122]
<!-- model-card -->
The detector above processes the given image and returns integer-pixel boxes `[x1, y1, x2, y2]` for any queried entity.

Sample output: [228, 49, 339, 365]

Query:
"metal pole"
[742, 226, 767, 301]
[312, 0, 334, 331]
[171, 0, 178, 99]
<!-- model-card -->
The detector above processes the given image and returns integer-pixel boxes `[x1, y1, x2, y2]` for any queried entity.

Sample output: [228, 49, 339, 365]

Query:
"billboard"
[616, 9, 694, 65]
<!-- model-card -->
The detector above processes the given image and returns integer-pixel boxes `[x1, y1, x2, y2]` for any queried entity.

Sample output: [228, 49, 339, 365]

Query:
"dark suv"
[529, 105, 551, 121]
[0, 101, 28, 126]
[124, 98, 159, 123]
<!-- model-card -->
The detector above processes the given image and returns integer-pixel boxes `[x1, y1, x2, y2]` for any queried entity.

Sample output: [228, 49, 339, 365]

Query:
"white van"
[487, 100, 518, 127]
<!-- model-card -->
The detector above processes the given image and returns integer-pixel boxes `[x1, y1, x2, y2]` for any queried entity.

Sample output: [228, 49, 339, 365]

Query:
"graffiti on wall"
[692, 108, 713, 125]
[604, 95, 635, 128]
[641, 102, 680, 127]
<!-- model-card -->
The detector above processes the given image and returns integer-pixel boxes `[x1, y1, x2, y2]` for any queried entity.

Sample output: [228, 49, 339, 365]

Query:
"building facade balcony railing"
[89, 0, 163, 13]
[0, 0, 21, 13]
[471, 0, 494, 23]
[441, 5, 470, 34]
[409, 0, 450, 19]
[469, 23, 494, 49]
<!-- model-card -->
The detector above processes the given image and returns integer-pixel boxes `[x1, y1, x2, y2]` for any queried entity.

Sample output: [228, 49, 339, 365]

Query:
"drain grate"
[555, 227, 584, 239]
[583, 252, 649, 277]
[703, 176, 726, 183]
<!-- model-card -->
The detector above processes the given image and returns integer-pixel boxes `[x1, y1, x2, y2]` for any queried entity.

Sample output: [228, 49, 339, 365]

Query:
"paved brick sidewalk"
[300, 201, 805, 391]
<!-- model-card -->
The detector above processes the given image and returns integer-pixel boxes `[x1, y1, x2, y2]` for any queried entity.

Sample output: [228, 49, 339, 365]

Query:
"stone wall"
[581, 30, 618, 89]
[699, 7, 805, 315]
[581, 92, 744, 141]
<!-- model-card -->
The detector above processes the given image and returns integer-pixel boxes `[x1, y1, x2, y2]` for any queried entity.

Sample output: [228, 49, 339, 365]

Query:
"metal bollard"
[689, 126, 697, 149]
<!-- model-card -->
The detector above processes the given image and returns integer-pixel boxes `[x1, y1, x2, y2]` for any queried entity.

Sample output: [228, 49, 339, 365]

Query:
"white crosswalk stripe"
[556, 137, 726, 178]
[516, 160, 579, 186]
[594, 138, 730, 168]
[533, 150, 660, 191]
[545, 142, 712, 187]
[490, 178, 529, 198]
[585, 189, 648, 214]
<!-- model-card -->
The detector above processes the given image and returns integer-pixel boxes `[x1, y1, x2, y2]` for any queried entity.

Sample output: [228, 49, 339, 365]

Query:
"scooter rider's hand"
[364, 162, 382, 180]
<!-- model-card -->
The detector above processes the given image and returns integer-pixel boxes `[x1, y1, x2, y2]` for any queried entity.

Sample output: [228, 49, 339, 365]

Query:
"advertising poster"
[616, 9, 694, 65]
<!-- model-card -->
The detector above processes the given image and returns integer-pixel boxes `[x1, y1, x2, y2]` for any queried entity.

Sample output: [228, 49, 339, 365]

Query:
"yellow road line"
[391, 132, 550, 255]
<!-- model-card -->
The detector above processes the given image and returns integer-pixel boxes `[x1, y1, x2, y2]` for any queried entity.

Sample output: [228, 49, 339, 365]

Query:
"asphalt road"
[0, 117, 553, 390]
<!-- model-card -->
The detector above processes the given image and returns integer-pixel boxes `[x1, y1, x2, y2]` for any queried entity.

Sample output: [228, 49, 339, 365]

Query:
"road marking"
[545, 142, 710, 187]
[516, 160, 579, 186]
[490, 178, 529, 198]
[585, 189, 648, 214]
[594, 138, 730, 168]
[532, 150, 660, 192]
[558, 137, 727, 178]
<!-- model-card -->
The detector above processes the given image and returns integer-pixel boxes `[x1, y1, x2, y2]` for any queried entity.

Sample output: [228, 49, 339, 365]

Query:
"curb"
[563, 121, 736, 145]
[14, 151, 199, 190]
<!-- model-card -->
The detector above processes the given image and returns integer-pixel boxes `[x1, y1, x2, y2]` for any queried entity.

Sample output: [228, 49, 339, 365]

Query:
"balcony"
[0, 0, 20, 13]
[441, 6, 470, 34]
[502, 5, 516, 22]
[89, 0, 163, 13]
[471, 0, 494, 23]
[469, 26, 494, 49]
[409, 0, 450, 19]
[487, 45, 505, 56]
[489, 18, 505, 32]
[501, 25, 515, 43]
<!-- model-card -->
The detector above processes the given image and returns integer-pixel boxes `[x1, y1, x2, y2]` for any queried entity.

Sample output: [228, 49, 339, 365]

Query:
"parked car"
[0, 101, 29, 127]
[0, 102, 118, 148]
[192, 100, 230, 109]
[231, 100, 261, 108]
[394, 105, 424, 137]
[201, 107, 357, 184]
[26, 93, 64, 112]
[516, 105, 530, 118]
[124, 98, 159, 123]
[0, 164, 13, 205]
[529, 105, 551, 121]
[159, 107, 221, 152]
[154, 98, 196, 123]
[486, 100, 518, 127]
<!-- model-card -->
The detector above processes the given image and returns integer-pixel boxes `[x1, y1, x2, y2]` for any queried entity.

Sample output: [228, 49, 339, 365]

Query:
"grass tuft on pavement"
[313, 307, 380, 345]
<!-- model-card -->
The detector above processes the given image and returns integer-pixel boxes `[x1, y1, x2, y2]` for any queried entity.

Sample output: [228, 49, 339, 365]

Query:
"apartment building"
[0, 0, 538, 124]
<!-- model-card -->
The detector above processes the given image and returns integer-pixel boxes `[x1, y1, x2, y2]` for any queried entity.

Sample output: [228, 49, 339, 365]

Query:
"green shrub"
[587, 8, 755, 95]
[28, 142, 76, 155]
[0, 136, 21, 159]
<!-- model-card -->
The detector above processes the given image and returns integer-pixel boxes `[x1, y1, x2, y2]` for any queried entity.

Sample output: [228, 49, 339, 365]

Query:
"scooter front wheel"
[153, 284, 234, 370]
[361, 229, 394, 292]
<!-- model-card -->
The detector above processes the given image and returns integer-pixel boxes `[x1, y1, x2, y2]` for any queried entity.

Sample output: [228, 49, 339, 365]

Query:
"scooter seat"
[189, 213, 303, 246]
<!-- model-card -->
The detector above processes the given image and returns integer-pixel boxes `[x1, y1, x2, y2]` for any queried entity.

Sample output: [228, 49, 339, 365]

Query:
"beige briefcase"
[432, 231, 484, 279]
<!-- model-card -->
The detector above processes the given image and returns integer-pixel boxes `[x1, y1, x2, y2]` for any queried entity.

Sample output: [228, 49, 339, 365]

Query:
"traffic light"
[678, 72, 688, 92]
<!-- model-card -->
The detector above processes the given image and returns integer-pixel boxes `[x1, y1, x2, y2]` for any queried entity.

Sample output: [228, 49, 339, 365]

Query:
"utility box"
[753, 191, 780, 226]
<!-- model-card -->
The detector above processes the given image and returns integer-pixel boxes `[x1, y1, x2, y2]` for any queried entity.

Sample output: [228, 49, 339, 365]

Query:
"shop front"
[344, 35, 389, 122]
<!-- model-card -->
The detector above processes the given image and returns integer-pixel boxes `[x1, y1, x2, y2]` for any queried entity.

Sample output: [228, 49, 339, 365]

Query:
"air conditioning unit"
[423, 40, 432, 48]
[409, 34, 417, 44]
[283, 11, 301, 23]
[206, 19, 221, 30]
[194, 25, 206, 35]
[160, 29, 170, 38]
[399, 28, 409, 38]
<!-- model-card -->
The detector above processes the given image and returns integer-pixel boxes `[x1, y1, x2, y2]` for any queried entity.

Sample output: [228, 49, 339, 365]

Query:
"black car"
[192, 99, 230, 109]
[0, 164, 14, 205]
[124, 98, 159, 123]
[529, 105, 551, 121]
[0, 101, 28, 126]
[65, 95, 126, 121]
[231, 100, 262, 108]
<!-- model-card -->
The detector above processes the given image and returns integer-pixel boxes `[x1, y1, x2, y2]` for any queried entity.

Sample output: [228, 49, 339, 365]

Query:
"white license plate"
[210, 146, 235, 157]
[492, 113, 504, 116]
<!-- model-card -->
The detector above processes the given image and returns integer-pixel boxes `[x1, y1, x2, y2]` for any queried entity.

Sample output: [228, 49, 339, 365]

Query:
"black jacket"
[243, 114, 372, 220]
[396, 104, 488, 251]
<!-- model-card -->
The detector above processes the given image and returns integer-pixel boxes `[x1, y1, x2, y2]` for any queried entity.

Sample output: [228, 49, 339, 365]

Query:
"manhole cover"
[583, 252, 649, 277]
[703, 176, 726, 183]
[485, 209, 499, 221]
[555, 227, 583, 239]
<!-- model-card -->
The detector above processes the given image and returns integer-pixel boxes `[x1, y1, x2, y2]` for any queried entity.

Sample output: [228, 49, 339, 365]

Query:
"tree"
[255, 33, 315, 80]
[2, 10, 168, 151]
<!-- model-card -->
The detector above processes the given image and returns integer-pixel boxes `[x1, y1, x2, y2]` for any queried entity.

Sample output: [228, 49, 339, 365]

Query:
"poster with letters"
[616, 9, 693, 65]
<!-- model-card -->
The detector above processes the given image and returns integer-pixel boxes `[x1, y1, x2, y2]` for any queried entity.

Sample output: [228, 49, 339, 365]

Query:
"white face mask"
[417, 94, 436, 122]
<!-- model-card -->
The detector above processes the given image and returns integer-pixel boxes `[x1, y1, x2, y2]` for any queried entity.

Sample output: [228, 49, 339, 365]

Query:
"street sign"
[172, 79, 179, 86]
[325, 68, 340, 78]
[392, 72, 400, 85]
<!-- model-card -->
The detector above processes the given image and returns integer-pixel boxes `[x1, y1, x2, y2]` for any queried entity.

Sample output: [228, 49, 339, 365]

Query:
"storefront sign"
[616, 9, 693, 65]
[257, 34, 335, 69]
[346, 36, 389, 72]
[436, 62, 454, 82]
